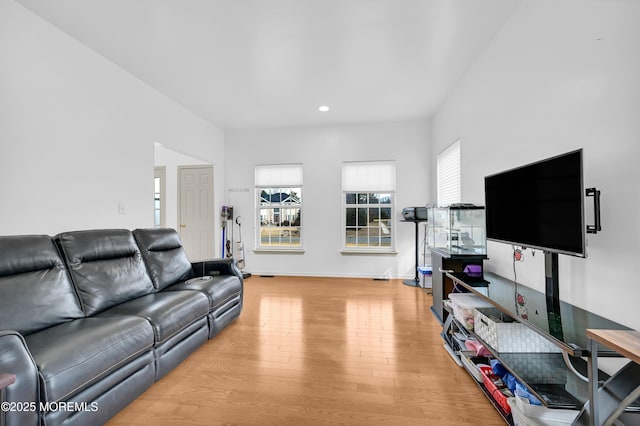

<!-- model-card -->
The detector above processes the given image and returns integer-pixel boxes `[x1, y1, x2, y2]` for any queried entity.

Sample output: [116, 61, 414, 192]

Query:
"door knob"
[180, 224, 186, 228]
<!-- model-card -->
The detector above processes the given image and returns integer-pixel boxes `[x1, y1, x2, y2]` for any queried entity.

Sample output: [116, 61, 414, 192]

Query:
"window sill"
[253, 248, 305, 254]
[341, 250, 398, 255]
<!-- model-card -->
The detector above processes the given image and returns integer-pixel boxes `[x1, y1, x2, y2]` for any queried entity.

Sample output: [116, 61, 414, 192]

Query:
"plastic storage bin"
[507, 397, 579, 426]
[417, 265, 432, 289]
[479, 365, 512, 414]
[459, 350, 490, 383]
[448, 293, 493, 330]
[474, 308, 561, 353]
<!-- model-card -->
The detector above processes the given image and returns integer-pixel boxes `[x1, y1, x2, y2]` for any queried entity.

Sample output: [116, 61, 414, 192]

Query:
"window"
[255, 164, 303, 249]
[437, 139, 461, 206]
[342, 161, 396, 251]
[154, 166, 166, 227]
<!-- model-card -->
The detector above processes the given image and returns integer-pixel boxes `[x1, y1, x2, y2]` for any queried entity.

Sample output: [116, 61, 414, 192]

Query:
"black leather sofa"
[0, 228, 243, 426]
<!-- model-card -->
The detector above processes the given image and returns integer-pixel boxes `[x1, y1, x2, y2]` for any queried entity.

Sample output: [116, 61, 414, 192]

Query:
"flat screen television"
[484, 149, 586, 257]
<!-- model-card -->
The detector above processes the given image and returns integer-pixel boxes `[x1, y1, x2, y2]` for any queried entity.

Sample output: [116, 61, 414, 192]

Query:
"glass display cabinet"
[428, 205, 488, 324]
[427, 205, 486, 256]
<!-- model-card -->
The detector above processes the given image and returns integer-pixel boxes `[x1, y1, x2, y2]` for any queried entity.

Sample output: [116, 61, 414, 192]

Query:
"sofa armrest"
[191, 258, 243, 282]
[0, 331, 39, 426]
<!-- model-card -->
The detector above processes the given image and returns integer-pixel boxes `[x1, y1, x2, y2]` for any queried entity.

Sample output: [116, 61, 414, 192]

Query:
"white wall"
[432, 0, 640, 329]
[154, 144, 210, 231]
[0, 0, 224, 239]
[225, 120, 431, 278]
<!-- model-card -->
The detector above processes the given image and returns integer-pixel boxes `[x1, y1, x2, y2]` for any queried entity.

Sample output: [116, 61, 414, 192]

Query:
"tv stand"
[429, 247, 487, 323]
[442, 271, 638, 425]
[544, 251, 564, 341]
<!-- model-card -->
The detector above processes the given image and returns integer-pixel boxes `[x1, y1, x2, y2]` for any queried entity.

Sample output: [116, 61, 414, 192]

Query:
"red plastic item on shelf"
[479, 365, 512, 414]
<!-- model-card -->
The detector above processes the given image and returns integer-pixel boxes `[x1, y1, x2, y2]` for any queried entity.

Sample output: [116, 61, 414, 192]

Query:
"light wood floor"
[108, 276, 504, 425]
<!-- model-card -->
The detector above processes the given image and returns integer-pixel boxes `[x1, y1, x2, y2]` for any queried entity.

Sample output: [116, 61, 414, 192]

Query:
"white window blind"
[342, 161, 396, 192]
[437, 140, 461, 206]
[255, 164, 303, 187]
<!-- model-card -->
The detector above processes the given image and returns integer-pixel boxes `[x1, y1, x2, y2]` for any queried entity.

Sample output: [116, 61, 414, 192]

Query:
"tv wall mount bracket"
[586, 187, 601, 234]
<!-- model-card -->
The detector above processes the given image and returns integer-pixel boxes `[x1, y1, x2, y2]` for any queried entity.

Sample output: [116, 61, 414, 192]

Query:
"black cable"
[512, 245, 517, 283]
[512, 245, 519, 307]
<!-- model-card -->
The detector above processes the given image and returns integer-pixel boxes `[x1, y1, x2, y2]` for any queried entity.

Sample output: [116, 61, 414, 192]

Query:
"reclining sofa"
[0, 228, 243, 426]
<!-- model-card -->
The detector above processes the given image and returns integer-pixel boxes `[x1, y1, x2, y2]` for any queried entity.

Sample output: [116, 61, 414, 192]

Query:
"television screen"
[484, 149, 585, 257]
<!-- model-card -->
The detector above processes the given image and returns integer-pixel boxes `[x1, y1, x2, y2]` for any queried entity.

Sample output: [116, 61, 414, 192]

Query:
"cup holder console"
[185, 276, 213, 286]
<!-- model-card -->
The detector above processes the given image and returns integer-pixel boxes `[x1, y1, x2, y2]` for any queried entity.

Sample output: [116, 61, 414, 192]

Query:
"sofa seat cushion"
[165, 275, 242, 311]
[25, 316, 154, 403]
[97, 291, 209, 344]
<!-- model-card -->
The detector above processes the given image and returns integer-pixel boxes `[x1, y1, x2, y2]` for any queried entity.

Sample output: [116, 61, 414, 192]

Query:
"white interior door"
[178, 165, 215, 261]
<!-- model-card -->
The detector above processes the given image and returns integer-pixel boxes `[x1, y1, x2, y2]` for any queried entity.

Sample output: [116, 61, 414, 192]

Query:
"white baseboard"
[246, 271, 414, 280]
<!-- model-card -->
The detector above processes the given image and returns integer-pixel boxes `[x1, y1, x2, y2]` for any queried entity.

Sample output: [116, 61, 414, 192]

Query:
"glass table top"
[448, 271, 631, 355]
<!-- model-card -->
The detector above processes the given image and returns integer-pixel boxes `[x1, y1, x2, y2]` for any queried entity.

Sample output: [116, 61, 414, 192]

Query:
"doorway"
[178, 165, 215, 260]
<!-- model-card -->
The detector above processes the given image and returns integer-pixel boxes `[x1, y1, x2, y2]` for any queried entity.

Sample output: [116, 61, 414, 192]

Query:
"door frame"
[177, 165, 215, 258]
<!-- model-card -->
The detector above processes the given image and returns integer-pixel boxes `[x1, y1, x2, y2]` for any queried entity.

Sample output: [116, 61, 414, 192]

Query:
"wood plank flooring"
[108, 276, 504, 425]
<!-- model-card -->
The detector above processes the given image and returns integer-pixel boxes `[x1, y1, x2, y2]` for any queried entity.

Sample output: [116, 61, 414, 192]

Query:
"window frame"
[341, 161, 396, 253]
[255, 164, 303, 252]
[342, 191, 395, 252]
[153, 166, 166, 228]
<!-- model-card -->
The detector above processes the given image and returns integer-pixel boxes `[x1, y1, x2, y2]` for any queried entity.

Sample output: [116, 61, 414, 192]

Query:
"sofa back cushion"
[0, 235, 84, 335]
[133, 228, 194, 291]
[56, 229, 155, 315]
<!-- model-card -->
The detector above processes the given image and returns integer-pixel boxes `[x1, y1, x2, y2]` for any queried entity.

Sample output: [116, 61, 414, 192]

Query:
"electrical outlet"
[118, 203, 126, 215]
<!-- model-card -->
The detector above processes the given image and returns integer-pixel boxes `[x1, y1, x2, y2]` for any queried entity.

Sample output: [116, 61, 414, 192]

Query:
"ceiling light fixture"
[318, 105, 330, 112]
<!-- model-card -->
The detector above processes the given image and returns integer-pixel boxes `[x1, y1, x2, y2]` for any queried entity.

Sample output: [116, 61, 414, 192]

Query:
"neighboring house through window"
[342, 161, 396, 252]
[255, 164, 303, 249]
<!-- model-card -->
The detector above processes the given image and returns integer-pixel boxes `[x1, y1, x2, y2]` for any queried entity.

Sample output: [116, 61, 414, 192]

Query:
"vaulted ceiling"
[16, 0, 520, 129]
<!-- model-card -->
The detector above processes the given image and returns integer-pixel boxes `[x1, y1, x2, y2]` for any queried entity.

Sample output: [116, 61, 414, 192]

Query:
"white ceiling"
[15, 0, 520, 130]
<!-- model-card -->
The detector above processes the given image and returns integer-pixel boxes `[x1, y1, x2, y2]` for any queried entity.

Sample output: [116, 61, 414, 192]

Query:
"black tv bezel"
[484, 149, 586, 258]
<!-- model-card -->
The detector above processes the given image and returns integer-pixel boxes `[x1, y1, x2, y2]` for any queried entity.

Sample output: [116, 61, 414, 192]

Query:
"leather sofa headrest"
[133, 228, 183, 252]
[0, 235, 63, 276]
[56, 229, 140, 265]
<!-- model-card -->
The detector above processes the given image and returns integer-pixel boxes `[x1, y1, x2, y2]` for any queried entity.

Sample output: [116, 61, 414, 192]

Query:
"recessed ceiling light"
[318, 105, 330, 112]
